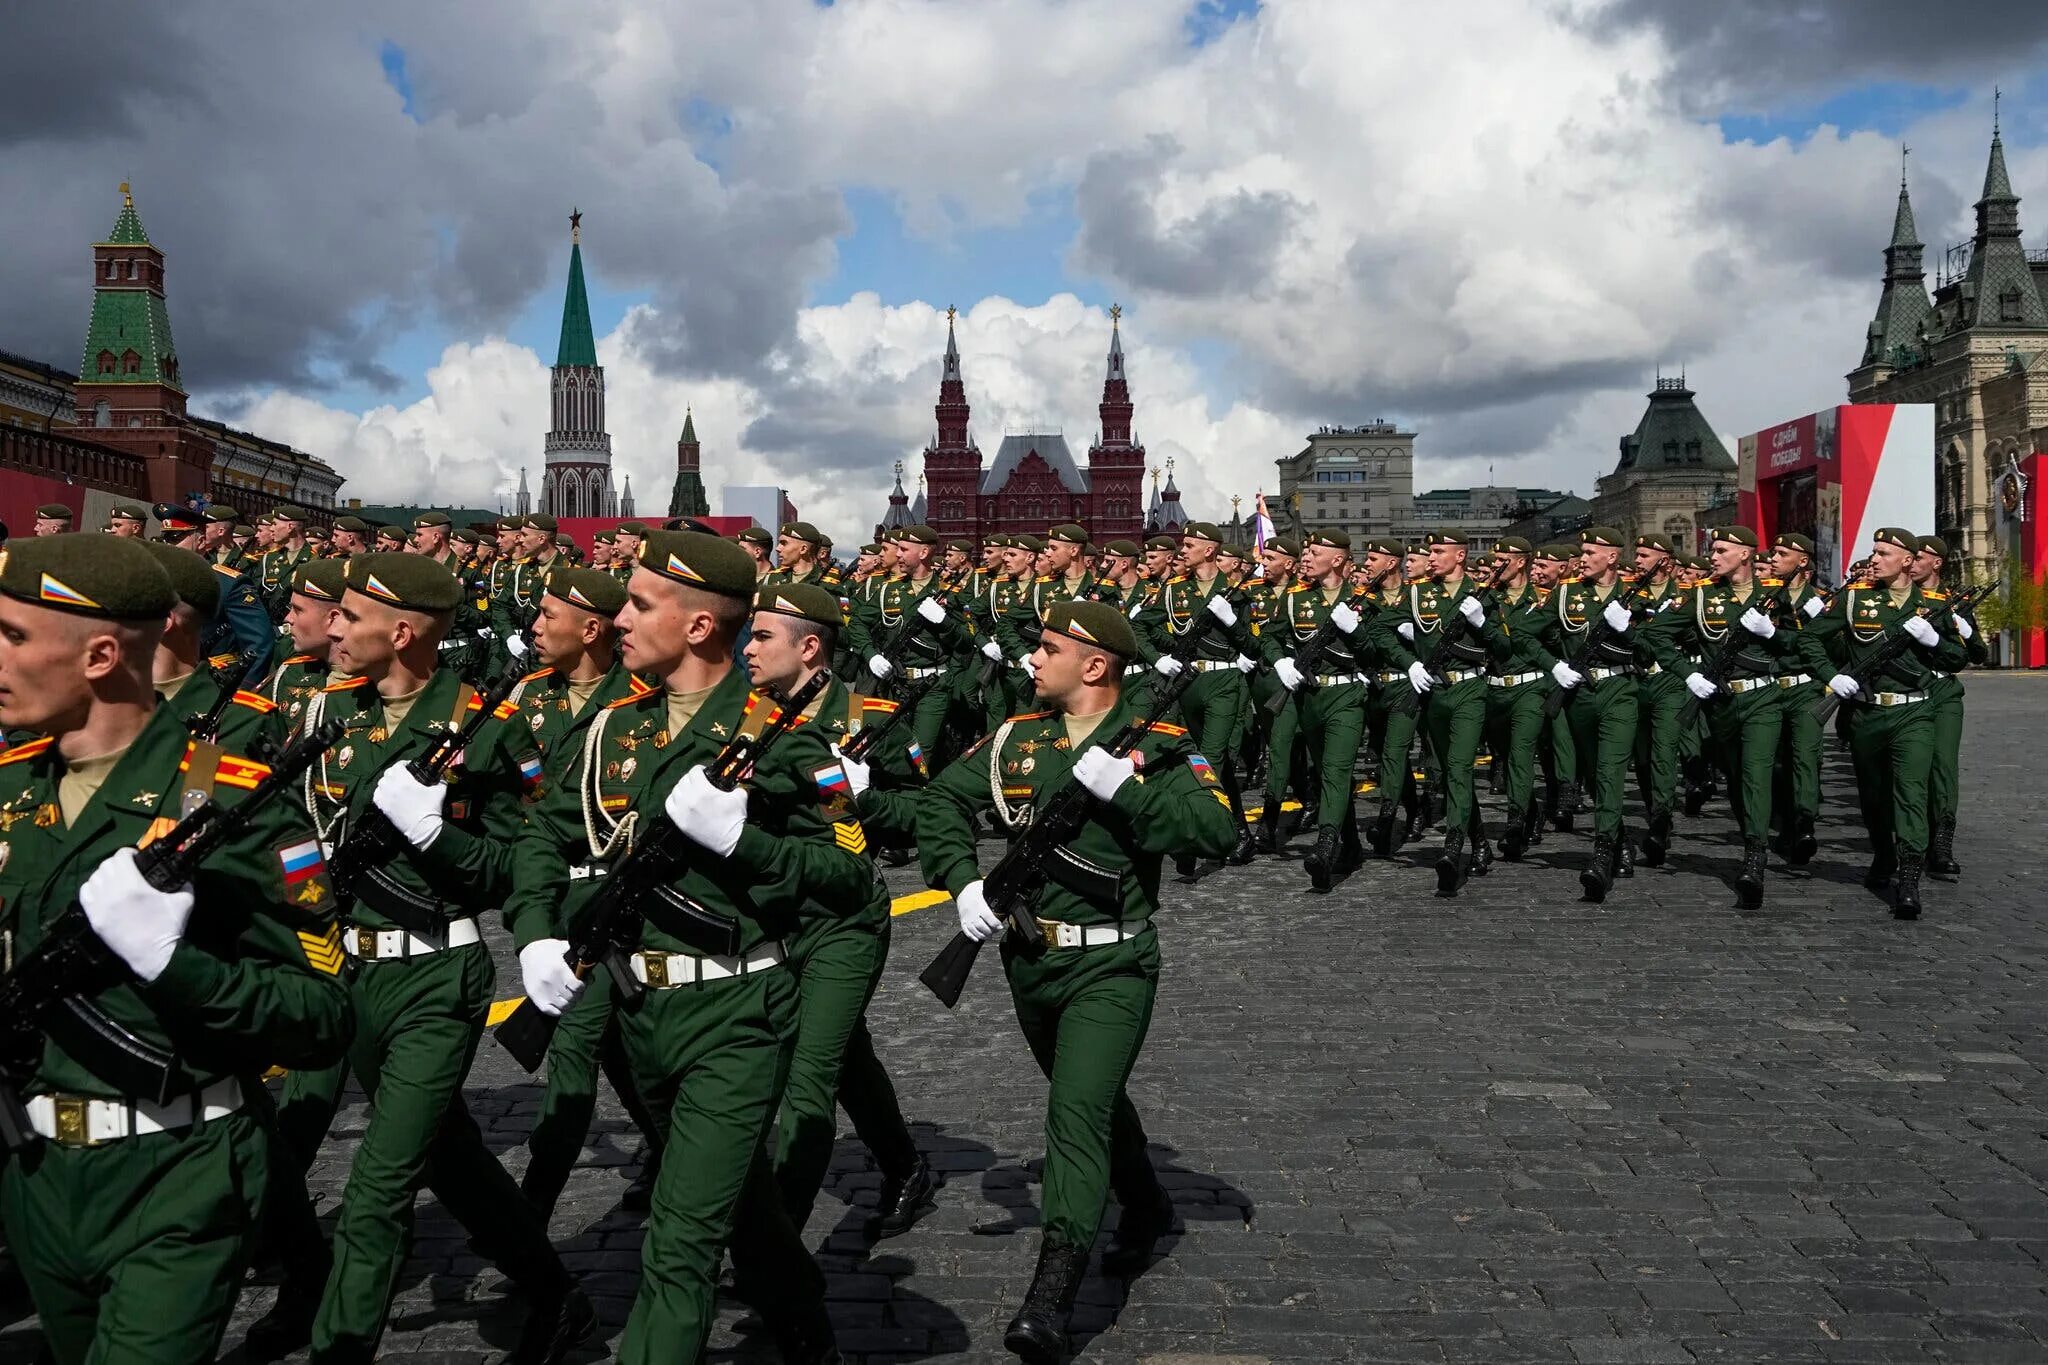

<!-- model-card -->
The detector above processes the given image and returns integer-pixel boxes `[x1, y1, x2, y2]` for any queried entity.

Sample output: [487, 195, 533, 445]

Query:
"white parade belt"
[631, 942, 787, 988]
[1488, 671, 1542, 688]
[344, 917, 482, 961]
[1036, 920, 1149, 951]
[27, 1078, 244, 1148]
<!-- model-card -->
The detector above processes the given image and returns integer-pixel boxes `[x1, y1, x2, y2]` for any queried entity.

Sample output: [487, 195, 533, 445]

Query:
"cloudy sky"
[4, 1, 2047, 530]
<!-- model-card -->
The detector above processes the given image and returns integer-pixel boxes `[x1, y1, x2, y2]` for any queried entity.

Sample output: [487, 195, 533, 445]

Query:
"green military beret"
[546, 565, 628, 618]
[343, 551, 460, 613]
[1635, 533, 1675, 556]
[35, 504, 73, 521]
[0, 533, 175, 621]
[1181, 521, 1222, 544]
[333, 515, 370, 534]
[1535, 543, 1574, 563]
[109, 503, 149, 524]
[1306, 528, 1351, 550]
[753, 581, 844, 632]
[1712, 525, 1760, 549]
[292, 558, 347, 602]
[272, 505, 306, 524]
[524, 513, 560, 533]
[1012, 533, 1045, 554]
[734, 525, 772, 548]
[497, 515, 527, 532]
[555, 533, 577, 547]
[636, 529, 758, 599]
[1679, 551, 1711, 571]
[1144, 535, 1177, 552]
[1102, 539, 1141, 558]
[1045, 599, 1139, 660]
[139, 542, 221, 618]
[232, 524, 255, 538]
[617, 520, 649, 537]
[779, 521, 824, 547]
[946, 538, 974, 555]
[254, 513, 275, 526]
[304, 523, 331, 541]
[1914, 534, 1947, 558]
[153, 502, 202, 534]
[1220, 543, 1249, 559]
[202, 505, 237, 525]
[899, 525, 940, 545]
[1579, 526, 1624, 548]
[1362, 537, 1404, 557]
[592, 529, 618, 544]
[984, 534, 1010, 550]
[1423, 530, 1464, 548]
[859, 543, 883, 555]
[413, 511, 451, 529]
[1492, 536, 1534, 556]
[1270, 535, 1303, 557]
[1047, 523, 1089, 547]
[452, 527, 482, 547]
[373, 525, 406, 544]
[1773, 531, 1815, 558]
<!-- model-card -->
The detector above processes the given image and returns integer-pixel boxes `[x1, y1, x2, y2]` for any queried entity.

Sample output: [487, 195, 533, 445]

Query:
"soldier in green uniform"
[1238, 534, 1296, 821]
[257, 506, 313, 623]
[1806, 529, 1969, 917]
[31, 502, 74, 536]
[1264, 530, 1370, 887]
[329, 515, 372, 559]
[505, 530, 864, 1363]
[1479, 537, 1557, 861]
[918, 599, 1235, 1364]
[260, 559, 348, 729]
[1624, 534, 1687, 864]
[1909, 535, 1981, 879]
[971, 535, 1034, 727]
[509, 567, 670, 1219]
[1640, 526, 1795, 908]
[996, 524, 1100, 723]
[154, 503, 277, 671]
[1766, 532, 1829, 866]
[139, 541, 278, 752]
[862, 525, 971, 763]
[765, 521, 832, 588]
[489, 513, 562, 673]
[1348, 538, 1422, 855]
[0, 534, 352, 1365]
[1528, 545, 1576, 846]
[308, 553, 591, 1364]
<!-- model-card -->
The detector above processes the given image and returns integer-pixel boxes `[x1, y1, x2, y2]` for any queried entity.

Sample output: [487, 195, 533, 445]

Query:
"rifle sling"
[351, 866, 455, 942]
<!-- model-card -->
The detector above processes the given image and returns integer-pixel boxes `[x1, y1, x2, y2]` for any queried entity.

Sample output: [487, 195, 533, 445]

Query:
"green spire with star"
[555, 208, 598, 368]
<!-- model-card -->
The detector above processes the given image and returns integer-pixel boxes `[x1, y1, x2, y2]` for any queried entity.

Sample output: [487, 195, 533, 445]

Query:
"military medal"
[1021, 757, 1036, 774]
[621, 757, 637, 781]
[337, 745, 354, 769]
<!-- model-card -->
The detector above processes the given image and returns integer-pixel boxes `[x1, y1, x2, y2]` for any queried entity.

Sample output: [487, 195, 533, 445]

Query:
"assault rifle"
[495, 668, 831, 1072]
[185, 646, 267, 741]
[1265, 562, 1399, 716]
[1392, 582, 1496, 719]
[838, 689, 913, 766]
[1673, 577, 1793, 729]
[868, 575, 951, 702]
[0, 719, 344, 1150]
[1543, 579, 1661, 719]
[1812, 577, 1997, 726]
[918, 659, 1201, 1010]
[327, 664, 522, 929]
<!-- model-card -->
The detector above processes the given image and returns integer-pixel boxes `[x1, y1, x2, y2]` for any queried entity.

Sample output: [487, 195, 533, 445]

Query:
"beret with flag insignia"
[35, 504, 73, 522]
[272, 505, 307, 524]
[0, 531, 176, 621]
[1144, 535, 1177, 552]
[1181, 521, 1222, 544]
[343, 551, 461, 613]
[860, 542, 883, 555]
[141, 542, 222, 618]
[413, 511, 451, 529]
[1635, 532, 1675, 555]
[546, 565, 628, 619]
[753, 581, 845, 631]
[779, 521, 824, 547]
[109, 502, 150, 525]
[1774, 531, 1815, 558]
[947, 538, 974, 554]
[497, 515, 527, 532]
[636, 529, 759, 599]
[1492, 536, 1533, 556]
[1873, 526, 1915, 550]
[1536, 543, 1574, 563]
[1271, 534, 1304, 556]
[898, 525, 939, 545]
[1011, 533, 1044, 554]
[735, 525, 772, 548]
[304, 523, 330, 542]
[524, 513, 559, 533]
[1363, 537, 1404, 557]
[1579, 526, 1625, 548]
[292, 558, 348, 602]
[1044, 599, 1139, 660]
[452, 526, 481, 547]
[1306, 528, 1351, 550]
[202, 505, 237, 525]
[1914, 534, 1947, 558]
[1713, 525, 1760, 549]
[1047, 523, 1089, 546]
[1424, 530, 1465, 547]
[1102, 539, 1141, 557]
[333, 515, 371, 534]
[618, 520, 649, 537]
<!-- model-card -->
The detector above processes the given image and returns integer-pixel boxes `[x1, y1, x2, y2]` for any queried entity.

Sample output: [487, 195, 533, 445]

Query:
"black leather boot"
[1470, 827, 1494, 877]
[1580, 835, 1614, 902]
[1501, 807, 1527, 860]
[243, 1277, 326, 1362]
[1305, 827, 1340, 892]
[1617, 829, 1635, 878]
[1862, 846, 1897, 894]
[502, 1285, 598, 1365]
[1642, 806, 1672, 867]
[1102, 1186, 1179, 1277]
[1004, 1235, 1089, 1364]
[1251, 809, 1280, 854]
[1336, 803, 1365, 873]
[1928, 818, 1960, 879]
[1892, 852, 1924, 920]
[1787, 811, 1818, 867]
[1435, 828, 1469, 897]
[1524, 800, 1545, 848]
[1555, 782, 1579, 832]
[1736, 837, 1767, 909]
[1368, 804, 1398, 856]
[872, 1155, 937, 1239]
[773, 1300, 844, 1365]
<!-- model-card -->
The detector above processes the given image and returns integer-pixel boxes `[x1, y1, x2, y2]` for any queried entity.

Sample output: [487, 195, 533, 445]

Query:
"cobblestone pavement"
[6, 676, 2047, 1364]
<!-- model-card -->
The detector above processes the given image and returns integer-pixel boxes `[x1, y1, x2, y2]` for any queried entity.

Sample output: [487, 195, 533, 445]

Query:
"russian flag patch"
[1186, 753, 1219, 787]
[278, 836, 326, 885]
[518, 753, 544, 787]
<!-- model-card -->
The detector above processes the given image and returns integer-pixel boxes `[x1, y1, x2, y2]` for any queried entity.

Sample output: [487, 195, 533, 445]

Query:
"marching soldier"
[32, 503, 73, 536]
[154, 503, 276, 671]
[489, 513, 562, 672]
[1767, 532, 1829, 866]
[1528, 544, 1577, 847]
[1626, 534, 1687, 864]
[140, 541, 277, 752]
[257, 507, 314, 621]
[861, 525, 971, 763]
[765, 521, 833, 588]
[735, 525, 774, 581]
[330, 515, 372, 559]
[1353, 538, 1423, 855]
[1909, 535, 1981, 879]
[505, 530, 865, 1363]
[918, 599, 1235, 1363]
[0, 534, 351, 1365]
[1480, 537, 1554, 861]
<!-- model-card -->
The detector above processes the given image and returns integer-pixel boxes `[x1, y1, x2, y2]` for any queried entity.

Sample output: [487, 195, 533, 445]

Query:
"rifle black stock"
[1543, 579, 1659, 720]
[1675, 578, 1793, 729]
[1391, 582, 1494, 719]
[1811, 578, 1996, 725]
[185, 647, 266, 741]
[1266, 564, 1394, 716]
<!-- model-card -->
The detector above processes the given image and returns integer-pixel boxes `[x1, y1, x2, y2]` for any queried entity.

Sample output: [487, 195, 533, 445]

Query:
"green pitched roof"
[1614, 379, 1733, 475]
[555, 241, 598, 368]
[81, 286, 180, 390]
[680, 407, 697, 443]
[103, 190, 150, 246]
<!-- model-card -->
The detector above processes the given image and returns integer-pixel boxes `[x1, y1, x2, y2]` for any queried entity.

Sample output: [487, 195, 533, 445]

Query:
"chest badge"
[367, 727, 388, 744]
[710, 721, 729, 738]
[1021, 757, 1036, 775]
[621, 757, 637, 782]
[337, 745, 355, 769]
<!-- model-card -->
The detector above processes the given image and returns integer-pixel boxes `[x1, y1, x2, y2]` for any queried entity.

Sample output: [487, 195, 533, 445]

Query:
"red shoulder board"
[182, 744, 272, 791]
[322, 676, 370, 694]
[520, 666, 554, 684]
[1006, 710, 1052, 722]
[207, 652, 240, 670]
[624, 675, 656, 700]
[211, 563, 243, 579]
[231, 689, 277, 713]
[862, 697, 901, 714]
[1144, 720, 1190, 737]
[0, 737, 53, 767]
[282, 653, 317, 666]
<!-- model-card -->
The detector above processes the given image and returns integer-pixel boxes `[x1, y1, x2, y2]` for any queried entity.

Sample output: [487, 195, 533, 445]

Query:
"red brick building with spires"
[914, 308, 1149, 545]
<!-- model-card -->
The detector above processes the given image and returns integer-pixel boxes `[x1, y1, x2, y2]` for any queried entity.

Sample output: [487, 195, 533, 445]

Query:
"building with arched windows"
[540, 211, 617, 520]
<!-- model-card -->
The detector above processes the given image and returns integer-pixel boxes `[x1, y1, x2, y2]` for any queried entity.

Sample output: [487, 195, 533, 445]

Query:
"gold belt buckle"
[356, 926, 379, 958]
[51, 1096, 96, 1148]
[641, 952, 670, 988]
[1038, 918, 1063, 950]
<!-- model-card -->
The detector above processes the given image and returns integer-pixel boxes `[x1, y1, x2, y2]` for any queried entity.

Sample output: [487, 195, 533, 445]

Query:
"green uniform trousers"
[907, 673, 959, 764]
[1177, 668, 1248, 756]
[1700, 685, 1782, 840]
[1845, 700, 1935, 857]
[1365, 680, 1422, 818]
[774, 912, 918, 1228]
[312, 944, 567, 1363]
[1632, 671, 1687, 816]
[521, 972, 668, 1216]
[1286, 681, 1367, 833]
[2, 1110, 269, 1365]
[1541, 697, 1576, 793]
[1926, 676, 1965, 824]
[1001, 930, 1163, 1249]
[1565, 677, 1639, 839]
[1772, 678, 1825, 833]
[620, 966, 821, 1365]
[1421, 676, 1488, 835]
[1483, 677, 1548, 817]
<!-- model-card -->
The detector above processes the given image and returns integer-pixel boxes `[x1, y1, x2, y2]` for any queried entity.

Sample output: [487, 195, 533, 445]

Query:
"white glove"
[1739, 607, 1776, 639]
[1154, 655, 1184, 678]
[1457, 596, 1485, 626]
[663, 766, 746, 857]
[1018, 655, 1038, 681]
[956, 880, 1002, 942]
[1073, 748, 1135, 802]
[505, 634, 529, 659]
[1902, 615, 1938, 647]
[867, 654, 896, 680]
[1407, 660, 1433, 694]
[831, 743, 872, 798]
[1329, 602, 1361, 635]
[372, 766, 445, 851]
[1602, 600, 1633, 633]
[981, 638, 1003, 660]
[518, 939, 585, 1017]
[1275, 658, 1305, 691]
[917, 596, 946, 624]
[1234, 653, 1256, 674]
[1803, 595, 1825, 620]
[1205, 595, 1238, 627]
[1684, 671, 1717, 700]
[1956, 614, 1974, 641]
[80, 847, 191, 983]
[1827, 674, 1861, 699]
[1551, 660, 1582, 689]
[1397, 622, 1415, 642]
